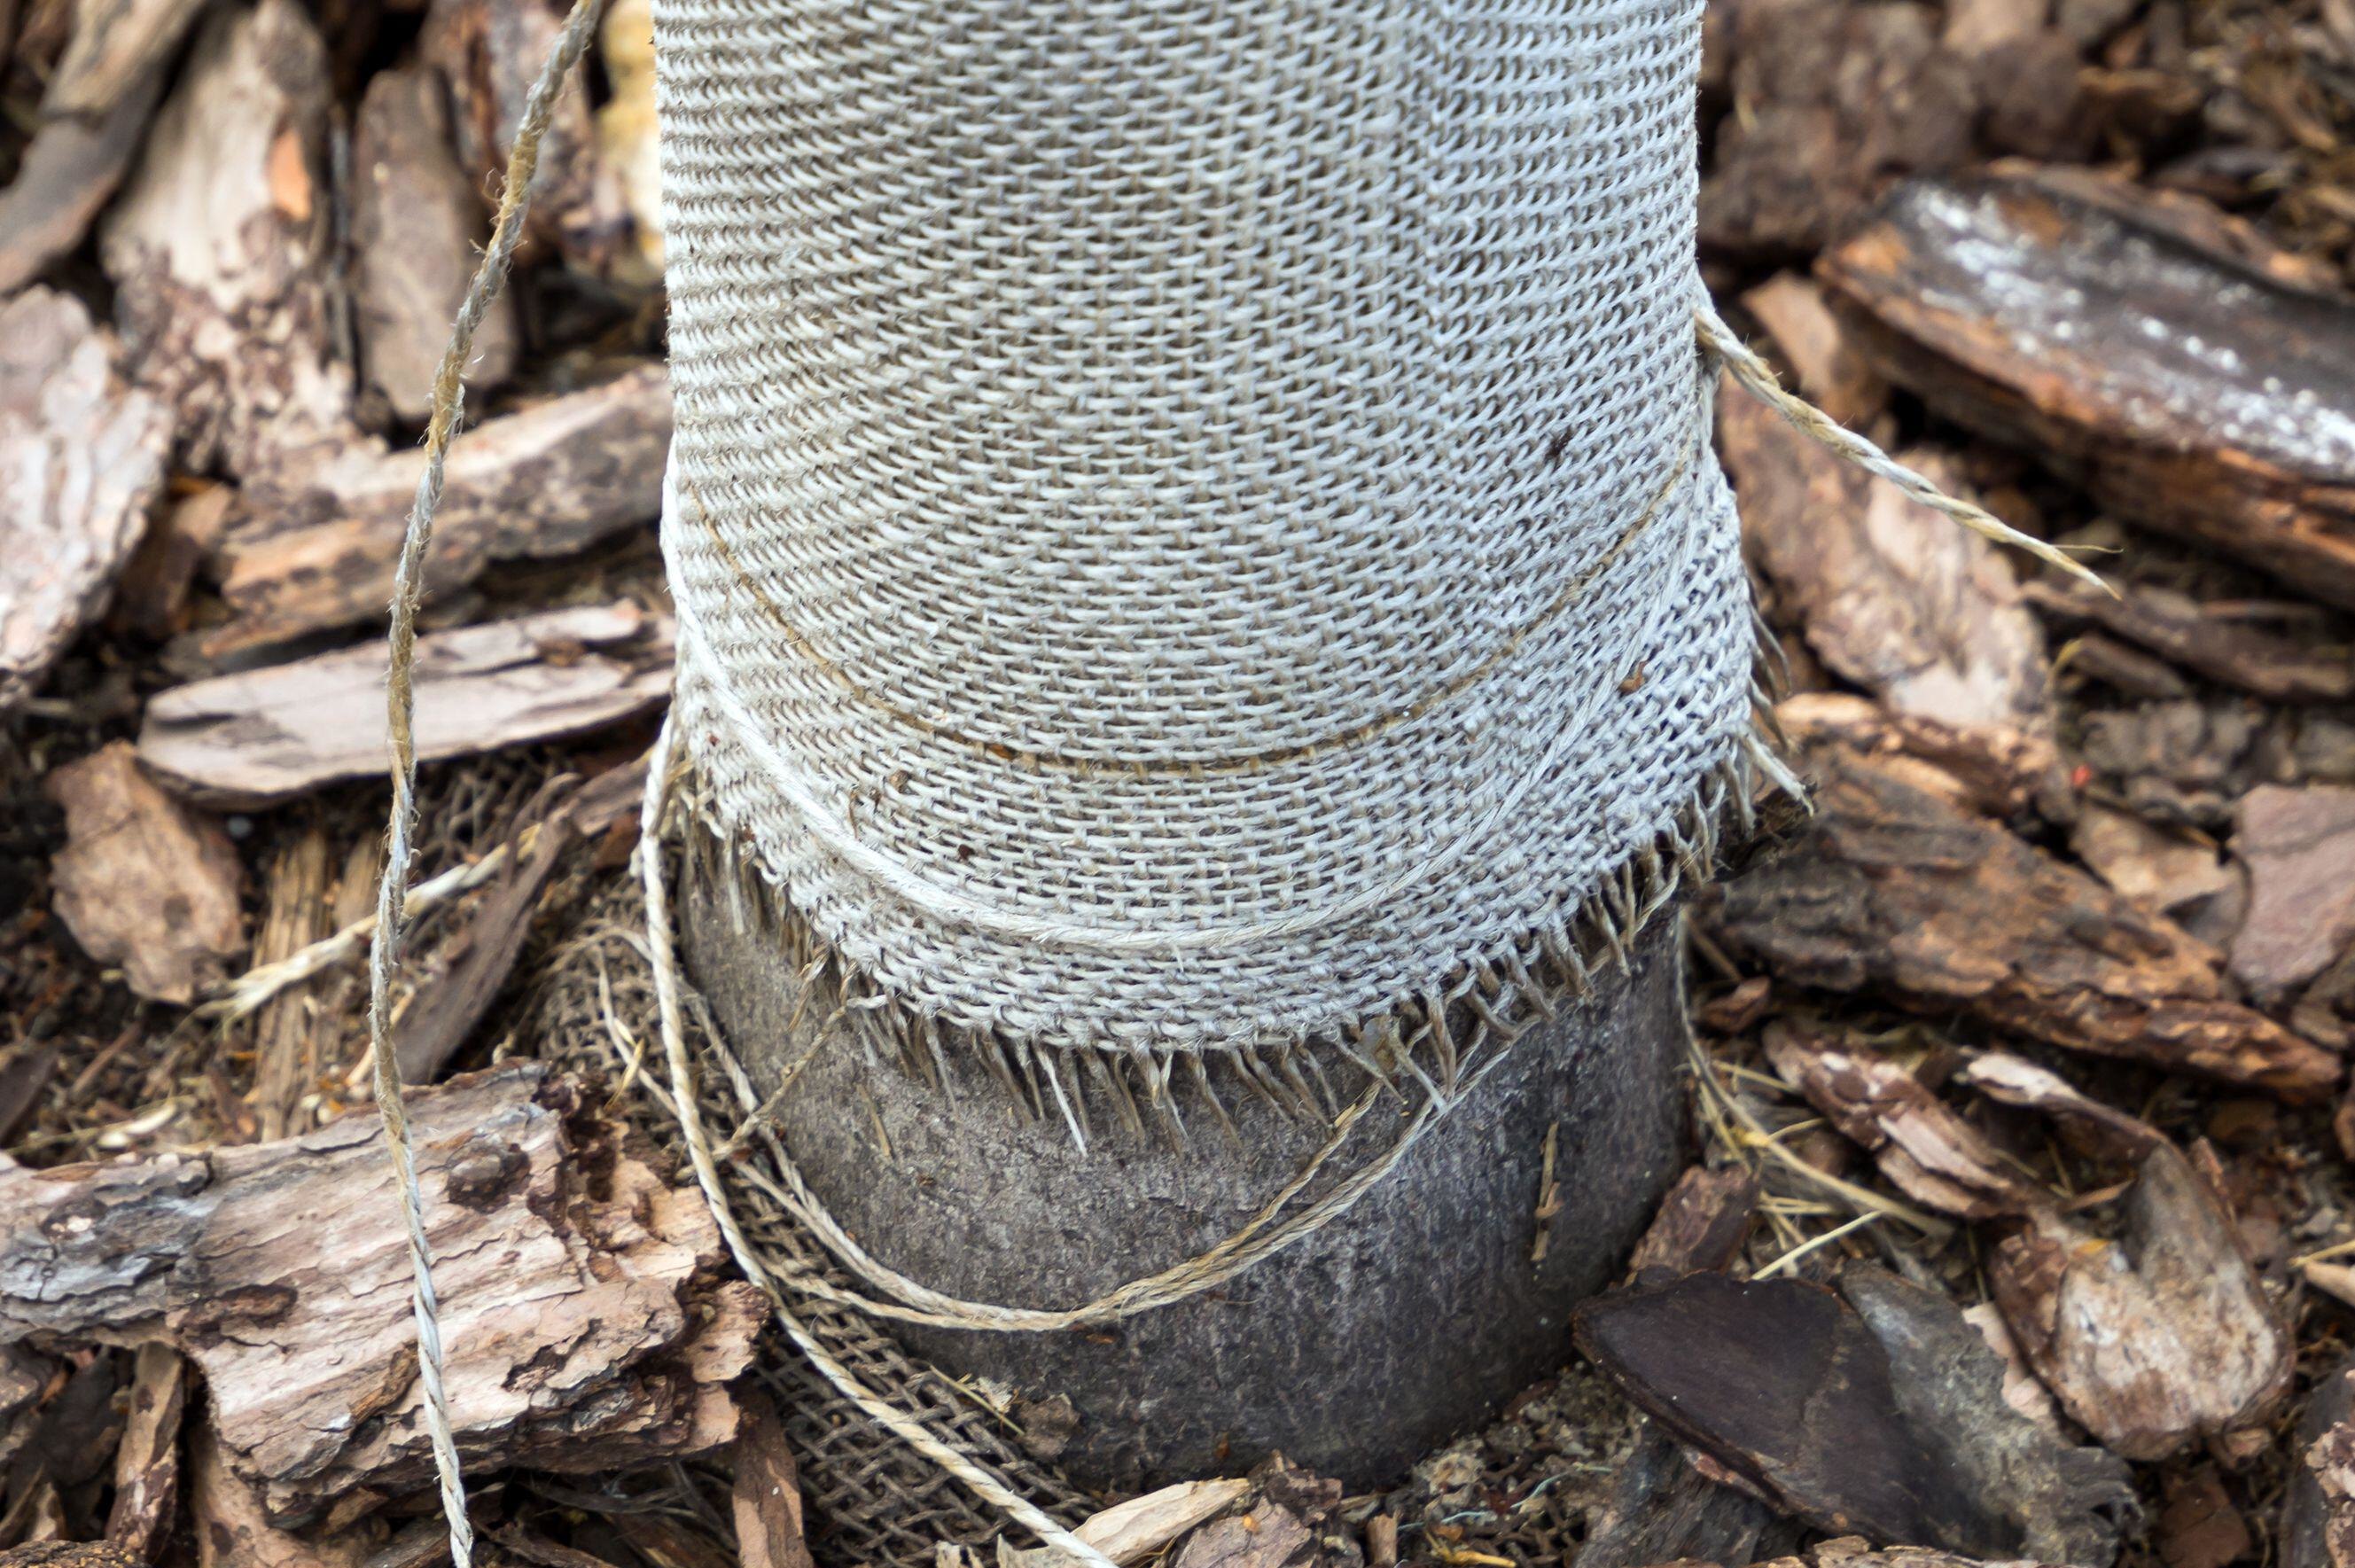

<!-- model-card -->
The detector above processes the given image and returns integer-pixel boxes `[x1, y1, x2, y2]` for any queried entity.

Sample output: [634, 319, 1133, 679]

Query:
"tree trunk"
[683, 869, 1690, 1492]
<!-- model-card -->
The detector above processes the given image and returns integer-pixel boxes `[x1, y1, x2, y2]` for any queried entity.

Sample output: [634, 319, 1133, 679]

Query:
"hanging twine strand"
[1692, 289, 2110, 594]
[365, 0, 610, 1562]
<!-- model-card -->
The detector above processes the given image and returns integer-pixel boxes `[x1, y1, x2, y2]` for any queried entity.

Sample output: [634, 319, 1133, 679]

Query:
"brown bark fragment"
[1776, 692, 2061, 820]
[1626, 1166, 1761, 1278]
[2069, 804, 2234, 922]
[2230, 786, 2355, 998]
[1988, 1142, 2290, 1461]
[139, 604, 673, 806]
[96, 0, 358, 481]
[2028, 580, 2355, 704]
[1724, 394, 2048, 738]
[1763, 1022, 2043, 1220]
[0, 66, 168, 296]
[0, 290, 172, 712]
[42, 0, 210, 115]
[205, 363, 670, 655]
[45, 742, 246, 1004]
[1701, 0, 1977, 257]
[246, 826, 336, 1142]
[1819, 174, 2355, 611]
[1704, 745, 2340, 1101]
[1573, 1267, 2133, 1564]
[1739, 274, 1888, 429]
[104, 1343, 185, 1563]
[422, 0, 645, 285]
[0, 1064, 760, 1525]
[730, 1392, 816, 1568]
[349, 63, 518, 421]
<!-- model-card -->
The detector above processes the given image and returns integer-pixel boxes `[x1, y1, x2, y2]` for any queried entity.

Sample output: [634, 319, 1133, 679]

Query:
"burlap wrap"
[652, 0, 1751, 1055]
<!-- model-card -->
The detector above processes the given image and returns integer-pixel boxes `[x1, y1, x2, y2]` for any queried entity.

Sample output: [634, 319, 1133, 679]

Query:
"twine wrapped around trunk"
[654, 0, 1756, 1059]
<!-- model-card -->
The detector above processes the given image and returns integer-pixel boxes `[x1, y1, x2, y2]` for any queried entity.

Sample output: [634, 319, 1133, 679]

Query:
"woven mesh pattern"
[652, 0, 1751, 1052]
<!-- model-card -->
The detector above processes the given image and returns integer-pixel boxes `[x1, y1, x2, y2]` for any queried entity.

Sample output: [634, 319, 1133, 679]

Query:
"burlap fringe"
[667, 618, 1795, 1151]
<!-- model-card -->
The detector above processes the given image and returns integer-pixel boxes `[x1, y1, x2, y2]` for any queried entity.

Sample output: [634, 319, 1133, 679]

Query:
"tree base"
[683, 873, 1690, 1493]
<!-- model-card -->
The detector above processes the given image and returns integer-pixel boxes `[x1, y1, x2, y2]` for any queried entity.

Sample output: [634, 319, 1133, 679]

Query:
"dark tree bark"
[683, 866, 1691, 1492]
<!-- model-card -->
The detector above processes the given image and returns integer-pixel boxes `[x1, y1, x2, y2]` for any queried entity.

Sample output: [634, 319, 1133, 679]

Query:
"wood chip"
[2231, 786, 2355, 998]
[206, 363, 670, 655]
[1626, 1165, 1762, 1278]
[0, 65, 169, 297]
[1076, 1479, 1254, 1567]
[1763, 1022, 2043, 1220]
[1775, 692, 2062, 820]
[731, 1392, 816, 1568]
[349, 63, 518, 422]
[1579, 1422, 1799, 1568]
[423, 0, 644, 285]
[0, 1064, 762, 1525]
[2028, 580, 2355, 705]
[139, 604, 673, 806]
[45, 742, 246, 1004]
[1989, 1141, 2290, 1461]
[2289, 1361, 2355, 1568]
[96, 0, 358, 480]
[1705, 745, 2341, 1101]
[1724, 395, 2049, 739]
[1700, 0, 1976, 257]
[0, 289, 172, 712]
[1820, 173, 2355, 611]
[1573, 1266, 2134, 1564]
[104, 1343, 186, 1563]
[1740, 273, 1888, 429]
[2070, 803, 2234, 920]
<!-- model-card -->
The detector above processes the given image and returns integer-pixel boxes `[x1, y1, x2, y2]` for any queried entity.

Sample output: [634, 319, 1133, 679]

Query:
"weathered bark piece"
[186, 1423, 368, 1568]
[2026, 581, 2355, 705]
[0, 1546, 140, 1567]
[1700, 0, 1976, 257]
[1626, 1165, 1761, 1277]
[45, 743, 246, 1004]
[1762, 1022, 2043, 1220]
[96, 0, 358, 480]
[1722, 394, 2050, 739]
[1988, 1142, 2291, 1461]
[422, 0, 644, 285]
[139, 604, 673, 806]
[597, 0, 664, 278]
[1952, 1053, 2160, 1162]
[1573, 1266, 2134, 1565]
[1775, 693, 2061, 820]
[0, 290, 172, 712]
[1820, 175, 2355, 611]
[110, 484, 231, 639]
[393, 764, 646, 1081]
[104, 1343, 185, 1562]
[246, 826, 336, 1142]
[1703, 745, 2342, 1102]
[2231, 786, 2355, 998]
[2288, 1359, 2355, 1568]
[731, 1392, 816, 1568]
[350, 64, 519, 422]
[2068, 804, 2234, 922]
[2155, 1469, 2251, 1568]
[1165, 1459, 1359, 1568]
[1578, 1423, 1799, 1568]
[0, 66, 168, 296]
[1740, 274, 1888, 429]
[0, 1064, 762, 1524]
[42, 0, 210, 115]
[206, 364, 671, 655]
